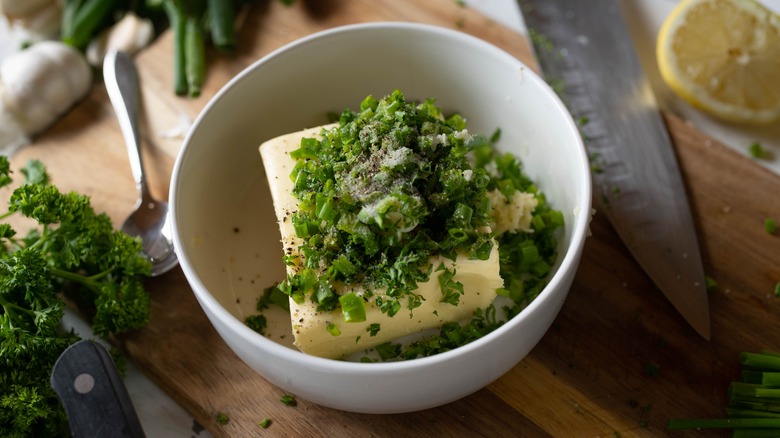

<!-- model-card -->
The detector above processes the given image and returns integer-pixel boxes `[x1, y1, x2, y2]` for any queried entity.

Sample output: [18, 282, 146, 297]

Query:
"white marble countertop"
[3, 1, 779, 436]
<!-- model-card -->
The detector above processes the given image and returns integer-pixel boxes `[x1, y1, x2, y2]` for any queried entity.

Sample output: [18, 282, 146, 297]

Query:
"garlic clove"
[86, 13, 155, 67]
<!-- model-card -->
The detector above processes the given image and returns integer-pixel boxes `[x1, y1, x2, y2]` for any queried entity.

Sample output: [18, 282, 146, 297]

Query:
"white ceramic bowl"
[170, 22, 591, 414]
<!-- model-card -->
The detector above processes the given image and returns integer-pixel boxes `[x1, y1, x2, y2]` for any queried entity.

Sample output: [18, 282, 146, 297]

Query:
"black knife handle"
[51, 339, 146, 438]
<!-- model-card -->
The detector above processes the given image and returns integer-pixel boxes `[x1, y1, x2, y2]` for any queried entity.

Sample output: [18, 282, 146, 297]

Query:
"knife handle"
[51, 339, 146, 438]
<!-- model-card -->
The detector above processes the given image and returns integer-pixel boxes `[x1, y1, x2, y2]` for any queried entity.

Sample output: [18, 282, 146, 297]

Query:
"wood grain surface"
[9, 0, 780, 436]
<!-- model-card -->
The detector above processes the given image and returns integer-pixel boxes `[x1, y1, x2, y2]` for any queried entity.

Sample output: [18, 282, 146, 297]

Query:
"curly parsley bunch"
[0, 158, 152, 437]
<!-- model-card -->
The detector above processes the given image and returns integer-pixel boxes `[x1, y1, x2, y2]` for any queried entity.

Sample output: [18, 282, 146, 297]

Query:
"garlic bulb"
[0, 41, 92, 155]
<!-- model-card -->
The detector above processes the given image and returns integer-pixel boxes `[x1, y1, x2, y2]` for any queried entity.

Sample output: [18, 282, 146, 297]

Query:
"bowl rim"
[170, 21, 592, 372]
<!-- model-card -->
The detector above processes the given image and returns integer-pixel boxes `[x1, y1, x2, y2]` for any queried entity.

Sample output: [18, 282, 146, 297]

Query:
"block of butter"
[259, 125, 504, 359]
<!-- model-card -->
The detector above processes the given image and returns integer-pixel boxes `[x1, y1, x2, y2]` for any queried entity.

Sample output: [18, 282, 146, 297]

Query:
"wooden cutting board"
[10, 0, 780, 436]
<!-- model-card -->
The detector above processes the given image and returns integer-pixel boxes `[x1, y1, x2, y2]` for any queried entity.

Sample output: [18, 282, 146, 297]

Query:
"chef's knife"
[51, 339, 146, 438]
[518, 0, 711, 339]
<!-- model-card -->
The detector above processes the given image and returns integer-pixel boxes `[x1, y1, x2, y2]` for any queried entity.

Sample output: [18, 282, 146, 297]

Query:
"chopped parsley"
[280, 394, 297, 407]
[245, 314, 267, 335]
[748, 142, 768, 159]
[0, 158, 153, 436]
[705, 275, 718, 291]
[366, 323, 381, 336]
[765, 217, 777, 235]
[381, 305, 502, 360]
[259, 417, 272, 428]
[215, 412, 229, 425]
[375, 342, 402, 361]
[437, 264, 465, 305]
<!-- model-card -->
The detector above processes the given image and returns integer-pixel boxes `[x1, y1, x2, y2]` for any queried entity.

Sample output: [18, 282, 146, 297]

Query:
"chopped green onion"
[331, 256, 357, 277]
[290, 137, 319, 160]
[669, 350, 780, 434]
[325, 322, 341, 336]
[741, 353, 780, 371]
[339, 293, 366, 323]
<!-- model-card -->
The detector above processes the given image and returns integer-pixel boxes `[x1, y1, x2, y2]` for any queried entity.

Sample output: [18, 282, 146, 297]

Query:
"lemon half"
[657, 0, 780, 124]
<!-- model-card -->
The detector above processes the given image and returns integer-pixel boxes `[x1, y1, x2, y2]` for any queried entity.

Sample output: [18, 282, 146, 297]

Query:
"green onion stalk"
[667, 351, 780, 437]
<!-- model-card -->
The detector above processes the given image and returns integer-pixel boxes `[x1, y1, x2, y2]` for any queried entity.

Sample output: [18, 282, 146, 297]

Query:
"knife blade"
[518, 0, 711, 339]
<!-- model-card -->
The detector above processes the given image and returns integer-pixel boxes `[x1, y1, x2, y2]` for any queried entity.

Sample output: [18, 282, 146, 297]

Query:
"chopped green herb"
[748, 142, 769, 159]
[325, 322, 341, 336]
[367, 323, 381, 336]
[437, 264, 465, 305]
[280, 394, 297, 407]
[215, 412, 229, 425]
[529, 28, 556, 55]
[259, 417, 272, 428]
[257, 283, 290, 312]
[668, 350, 780, 434]
[705, 275, 718, 291]
[774, 282, 780, 298]
[589, 152, 605, 174]
[281, 90, 521, 321]
[765, 217, 777, 235]
[264, 91, 562, 360]
[375, 342, 402, 361]
[384, 305, 503, 360]
[245, 314, 268, 335]
[339, 292, 367, 323]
